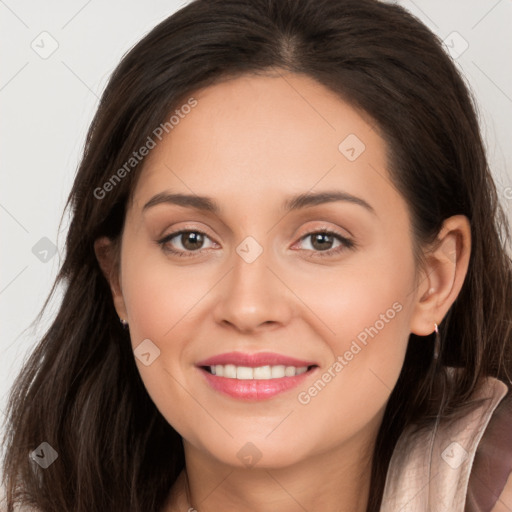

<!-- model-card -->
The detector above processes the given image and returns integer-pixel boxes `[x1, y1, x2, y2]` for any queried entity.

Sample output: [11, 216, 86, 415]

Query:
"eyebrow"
[142, 190, 376, 216]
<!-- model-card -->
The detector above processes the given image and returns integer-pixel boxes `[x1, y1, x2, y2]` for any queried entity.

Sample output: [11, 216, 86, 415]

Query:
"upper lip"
[196, 351, 317, 368]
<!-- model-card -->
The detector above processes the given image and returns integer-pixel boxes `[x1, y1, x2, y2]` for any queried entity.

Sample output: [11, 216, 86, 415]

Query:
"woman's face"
[109, 72, 434, 468]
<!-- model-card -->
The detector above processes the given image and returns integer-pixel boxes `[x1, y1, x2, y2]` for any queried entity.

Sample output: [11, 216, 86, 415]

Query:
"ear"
[410, 215, 471, 336]
[94, 236, 128, 322]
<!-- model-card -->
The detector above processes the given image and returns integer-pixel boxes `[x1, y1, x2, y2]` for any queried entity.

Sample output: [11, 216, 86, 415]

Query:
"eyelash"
[156, 228, 356, 259]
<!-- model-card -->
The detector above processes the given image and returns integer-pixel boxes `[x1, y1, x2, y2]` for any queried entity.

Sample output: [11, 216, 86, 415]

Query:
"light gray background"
[1, 0, 511, 441]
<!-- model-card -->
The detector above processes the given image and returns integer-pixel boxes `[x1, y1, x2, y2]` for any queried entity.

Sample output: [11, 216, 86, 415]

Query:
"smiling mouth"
[200, 364, 318, 379]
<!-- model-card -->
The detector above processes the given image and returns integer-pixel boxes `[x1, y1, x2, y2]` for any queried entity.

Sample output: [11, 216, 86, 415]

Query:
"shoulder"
[467, 380, 512, 512]
[380, 373, 510, 512]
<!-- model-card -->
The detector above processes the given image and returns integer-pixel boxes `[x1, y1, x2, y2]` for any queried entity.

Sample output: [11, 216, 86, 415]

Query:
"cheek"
[289, 236, 415, 358]
[120, 243, 211, 340]
[289, 240, 416, 426]
[118, 242, 218, 434]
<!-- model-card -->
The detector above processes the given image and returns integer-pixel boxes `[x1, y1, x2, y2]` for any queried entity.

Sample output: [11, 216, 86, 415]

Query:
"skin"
[95, 70, 471, 512]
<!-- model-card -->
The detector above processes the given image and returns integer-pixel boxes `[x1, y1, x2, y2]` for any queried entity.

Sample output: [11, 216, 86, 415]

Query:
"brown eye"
[179, 231, 205, 251]
[295, 230, 356, 258]
[309, 233, 336, 251]
[157, 230, 216, 257]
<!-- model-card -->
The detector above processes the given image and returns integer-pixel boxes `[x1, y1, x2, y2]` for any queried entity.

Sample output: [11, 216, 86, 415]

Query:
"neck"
[178, 435, 376, 512]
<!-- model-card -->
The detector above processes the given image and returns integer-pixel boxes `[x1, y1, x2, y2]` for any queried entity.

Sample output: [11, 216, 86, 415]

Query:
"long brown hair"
[2, 0, 511, 510]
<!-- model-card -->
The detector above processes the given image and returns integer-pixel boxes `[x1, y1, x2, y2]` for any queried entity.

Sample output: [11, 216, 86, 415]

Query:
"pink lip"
[195, 351, 318, 401]
[196, 351, 317, 368]
[198, 367, 317, 401]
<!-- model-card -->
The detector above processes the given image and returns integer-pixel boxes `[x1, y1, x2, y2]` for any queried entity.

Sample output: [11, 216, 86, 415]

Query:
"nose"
[213, 247, 295, 334]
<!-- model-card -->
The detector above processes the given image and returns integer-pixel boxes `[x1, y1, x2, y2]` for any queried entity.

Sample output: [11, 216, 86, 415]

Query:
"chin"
[194, 437, 312, 470]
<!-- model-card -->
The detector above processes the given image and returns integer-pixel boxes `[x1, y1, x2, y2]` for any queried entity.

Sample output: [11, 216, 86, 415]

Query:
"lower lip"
[198, 367, 317, 400]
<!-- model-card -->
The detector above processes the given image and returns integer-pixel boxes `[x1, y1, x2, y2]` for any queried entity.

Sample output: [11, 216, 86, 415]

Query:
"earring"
[119, 317, 129, 329]
[433, 322, 440, 360]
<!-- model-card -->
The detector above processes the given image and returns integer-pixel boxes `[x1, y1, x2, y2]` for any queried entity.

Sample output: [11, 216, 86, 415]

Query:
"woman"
[2, 0, 511, 510]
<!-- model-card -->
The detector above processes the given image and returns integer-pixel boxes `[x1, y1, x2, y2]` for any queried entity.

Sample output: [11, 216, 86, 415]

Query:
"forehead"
[130, 72, 400, 219]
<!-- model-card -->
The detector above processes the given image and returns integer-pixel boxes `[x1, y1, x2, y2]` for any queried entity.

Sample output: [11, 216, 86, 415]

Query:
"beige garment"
[380, 375, 510, 512]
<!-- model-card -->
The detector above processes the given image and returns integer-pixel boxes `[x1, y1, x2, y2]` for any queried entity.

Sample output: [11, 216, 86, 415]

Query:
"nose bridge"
[213, 236, 293, 332]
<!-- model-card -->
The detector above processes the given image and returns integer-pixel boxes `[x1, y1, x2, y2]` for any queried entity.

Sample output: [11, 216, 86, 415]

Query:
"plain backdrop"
[1, 0, 511, 445]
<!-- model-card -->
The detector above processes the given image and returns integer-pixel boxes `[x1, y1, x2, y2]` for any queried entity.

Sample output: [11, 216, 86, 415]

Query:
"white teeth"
[207, 364, 310, 379]
[236, 366, 253, 380]
[272, 365, 285, 378]
[284, 366, 296, 377]
[253, 365, 271, 379]
[224, 364, 237, 379]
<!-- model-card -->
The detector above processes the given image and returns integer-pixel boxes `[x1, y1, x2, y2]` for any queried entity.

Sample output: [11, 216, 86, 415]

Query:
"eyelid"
[294, 222, 352, 242]
[156, 221, 217, 243]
